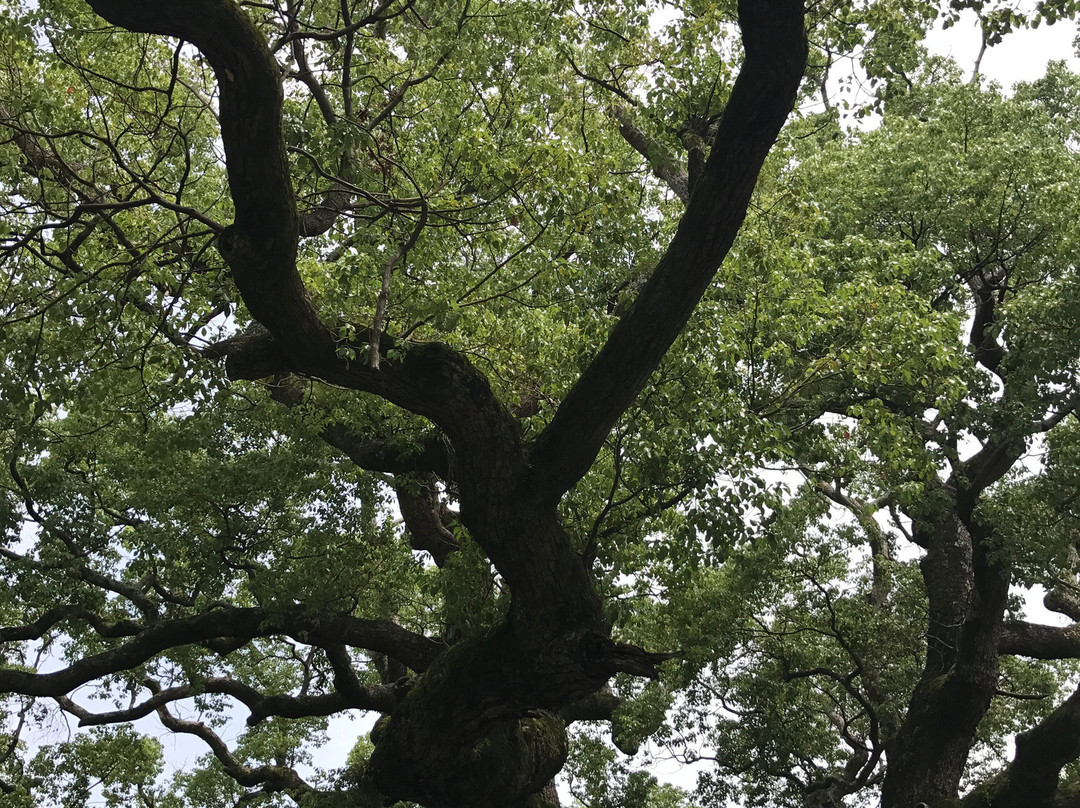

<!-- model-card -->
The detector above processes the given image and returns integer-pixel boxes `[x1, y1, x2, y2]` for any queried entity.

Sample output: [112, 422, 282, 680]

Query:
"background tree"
[0, 1, 1079, 808]
[623, 57, 1080, 808]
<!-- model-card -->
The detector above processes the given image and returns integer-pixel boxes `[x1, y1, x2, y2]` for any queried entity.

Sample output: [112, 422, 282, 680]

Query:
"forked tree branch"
[150, 685, 318, 797]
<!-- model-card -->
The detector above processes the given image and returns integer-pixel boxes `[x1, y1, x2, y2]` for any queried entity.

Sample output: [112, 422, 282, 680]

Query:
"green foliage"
[578, 58, 1080, 808]
[27, 726, 163, 808]
[566, 730, 698, 808]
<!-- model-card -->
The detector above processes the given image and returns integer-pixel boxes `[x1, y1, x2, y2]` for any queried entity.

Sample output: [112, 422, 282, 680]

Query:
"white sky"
[927, 10, 1080, 85]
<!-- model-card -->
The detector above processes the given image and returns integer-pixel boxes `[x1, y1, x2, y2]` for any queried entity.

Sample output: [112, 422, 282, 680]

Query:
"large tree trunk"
[881, 498, 1009, 808]
[365, 503, 610, 807]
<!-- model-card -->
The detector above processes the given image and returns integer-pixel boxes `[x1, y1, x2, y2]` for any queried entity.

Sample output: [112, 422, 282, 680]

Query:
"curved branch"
[84, 0, 336, 368]
[151, 685, 315, 795]
[0, 606, 441, 698]
[1045, 586, 1080, 623]
[527, 0, 808, 502]
[58, 670, 396, 728]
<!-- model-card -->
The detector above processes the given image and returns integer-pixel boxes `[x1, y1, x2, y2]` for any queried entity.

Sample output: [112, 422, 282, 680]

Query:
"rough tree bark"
[78, 1, 808, 805]
[880, 500, 1010, 808]
[879, 429, 1027, 805]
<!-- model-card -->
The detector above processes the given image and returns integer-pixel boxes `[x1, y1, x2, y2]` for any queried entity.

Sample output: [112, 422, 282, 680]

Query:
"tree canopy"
[1, 0, 1080, 807]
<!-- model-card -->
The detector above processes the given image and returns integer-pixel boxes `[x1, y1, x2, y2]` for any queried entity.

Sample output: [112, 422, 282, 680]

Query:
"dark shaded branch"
[0, 605, 142, 643]
[1039, 391, 1080, 433]
[202, 322, 293, 378]
[1045, 586, 1080, 623]
[602, 640, 679, 678]
[216, 330, 526, 526]
[962, 683, 1080, 808]
[329, 429, 449, 475]
[202, 326, 523, 526]
[0, 606, 441, 698]
[882, 509, 1010, 807]
[325, 643, 393, 711]
[527, 0, 807, 502]
[999, 620, 1080, 660]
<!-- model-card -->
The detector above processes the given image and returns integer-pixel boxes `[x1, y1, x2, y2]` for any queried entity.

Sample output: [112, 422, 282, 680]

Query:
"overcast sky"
[927, 9, 1080, 86]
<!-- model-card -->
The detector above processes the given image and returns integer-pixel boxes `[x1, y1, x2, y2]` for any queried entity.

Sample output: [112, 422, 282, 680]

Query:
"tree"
[637, 63, 1080, 808]
[1, 1, 1079, 807]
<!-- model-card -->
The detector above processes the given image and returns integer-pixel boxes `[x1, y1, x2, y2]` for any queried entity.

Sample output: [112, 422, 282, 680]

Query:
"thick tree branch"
[882, 509, 1010, 806]
[528, 0, 807, 502]
[1039, 391, 1080, 433]
[809, 476, 894, 608]
[84, 0, 336, 369]
[0, 607, 440, 698]
[999, 620, 1080, 660]
[325, 428, 450, 476]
